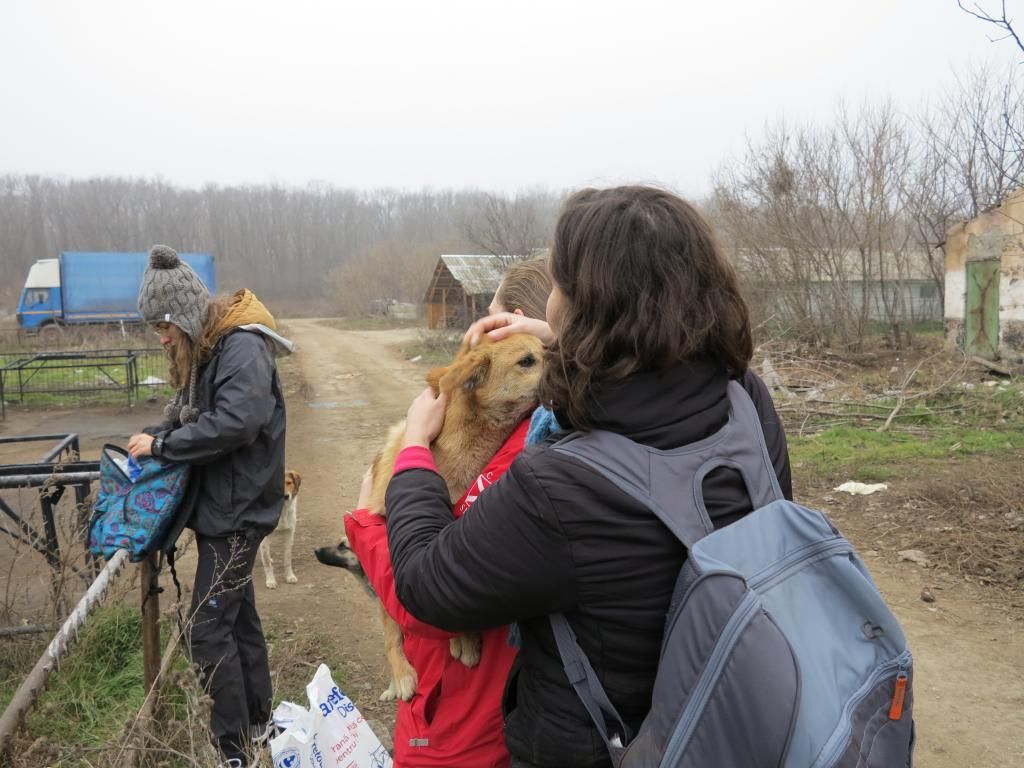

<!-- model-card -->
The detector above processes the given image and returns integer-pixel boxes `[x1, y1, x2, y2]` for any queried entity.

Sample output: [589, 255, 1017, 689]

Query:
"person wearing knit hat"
[128, 245, 292, 767]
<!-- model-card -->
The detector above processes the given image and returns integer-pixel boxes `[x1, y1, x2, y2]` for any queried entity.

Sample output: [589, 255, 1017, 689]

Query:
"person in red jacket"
[341, 259, 553, 768]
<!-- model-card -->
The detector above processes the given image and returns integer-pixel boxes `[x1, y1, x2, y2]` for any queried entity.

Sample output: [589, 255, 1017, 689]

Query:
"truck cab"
[15, 259, 62, 330]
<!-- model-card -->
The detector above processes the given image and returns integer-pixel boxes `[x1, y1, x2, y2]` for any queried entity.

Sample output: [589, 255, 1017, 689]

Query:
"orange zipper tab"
[888, 673, 908, 720]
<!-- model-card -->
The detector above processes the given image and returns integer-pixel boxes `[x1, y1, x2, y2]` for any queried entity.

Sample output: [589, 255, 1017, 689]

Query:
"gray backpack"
[550, 382, 914, 768]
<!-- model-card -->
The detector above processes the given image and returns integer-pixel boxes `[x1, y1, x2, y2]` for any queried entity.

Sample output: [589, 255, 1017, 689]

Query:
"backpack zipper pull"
[888, 665, 908, 721]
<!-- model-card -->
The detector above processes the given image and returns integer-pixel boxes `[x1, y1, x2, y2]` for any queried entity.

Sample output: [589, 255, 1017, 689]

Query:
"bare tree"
[904, 64, 1024, 309]
[460, 191, 557, 266]
[958, 1, 1024, 55]
[712, 104, 922, 349]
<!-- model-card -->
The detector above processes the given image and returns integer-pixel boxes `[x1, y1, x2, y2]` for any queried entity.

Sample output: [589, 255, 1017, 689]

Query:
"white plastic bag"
[271, 664, 392, 768]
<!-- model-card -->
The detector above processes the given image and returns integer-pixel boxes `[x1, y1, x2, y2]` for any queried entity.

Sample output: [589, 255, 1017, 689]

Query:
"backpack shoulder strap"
[552, 381, 783, 550]
[550, 613, 630, 750]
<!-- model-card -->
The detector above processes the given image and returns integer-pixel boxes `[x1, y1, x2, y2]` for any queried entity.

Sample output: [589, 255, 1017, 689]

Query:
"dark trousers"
[189, 533, 272, 760]
[511, 759, 543, 768]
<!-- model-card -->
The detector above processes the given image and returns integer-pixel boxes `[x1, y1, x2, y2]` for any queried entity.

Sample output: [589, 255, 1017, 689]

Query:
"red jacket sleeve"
[345, 419, 531, 638]
[344, 509, 454, 640]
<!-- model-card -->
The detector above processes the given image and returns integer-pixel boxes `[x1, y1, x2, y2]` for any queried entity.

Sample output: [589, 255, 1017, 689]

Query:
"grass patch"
[790, 424, 1024, 482]
[23, 604, 147, 748]
[1, 350, 169, 410]
[0, 635, 49, 714]
[0, 605, 204, 766]
[400, 330, 462, 366]
[266, 624, 351, 706]
[863, 320, 945, 337]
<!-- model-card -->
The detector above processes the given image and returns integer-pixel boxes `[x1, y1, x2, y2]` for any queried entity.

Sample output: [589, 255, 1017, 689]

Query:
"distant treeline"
[0, 176, 562, 314]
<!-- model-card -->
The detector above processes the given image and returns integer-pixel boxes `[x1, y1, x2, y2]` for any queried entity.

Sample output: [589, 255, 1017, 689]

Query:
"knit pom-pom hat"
[138, 245, 210, 342]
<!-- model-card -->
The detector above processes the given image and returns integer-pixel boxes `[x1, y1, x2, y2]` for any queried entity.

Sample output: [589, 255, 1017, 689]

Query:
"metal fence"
[0, 347, 169, 418]
[0, 433, 98, 582]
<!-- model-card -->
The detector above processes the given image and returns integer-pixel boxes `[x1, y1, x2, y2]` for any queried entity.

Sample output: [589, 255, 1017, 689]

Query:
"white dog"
[259, 469, 301, 589]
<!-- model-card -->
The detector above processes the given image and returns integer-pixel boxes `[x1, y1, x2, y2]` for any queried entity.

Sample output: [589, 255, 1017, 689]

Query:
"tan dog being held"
[361, 333, 542, 701]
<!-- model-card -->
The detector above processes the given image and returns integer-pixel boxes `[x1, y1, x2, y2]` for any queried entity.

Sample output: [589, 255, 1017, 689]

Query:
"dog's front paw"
[394, 668, 417, 701]
[265, 578, 277, 590]
[379, 669, 417, 702]
[449, 633, 482, 667]
[285, 573, 298, 584]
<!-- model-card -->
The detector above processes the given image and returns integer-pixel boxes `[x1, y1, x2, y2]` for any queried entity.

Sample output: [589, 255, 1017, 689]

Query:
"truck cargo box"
[59, 251, 216, 324]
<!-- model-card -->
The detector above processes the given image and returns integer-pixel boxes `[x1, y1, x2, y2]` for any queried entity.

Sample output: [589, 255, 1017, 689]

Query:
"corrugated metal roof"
[439, 254, 506, 295]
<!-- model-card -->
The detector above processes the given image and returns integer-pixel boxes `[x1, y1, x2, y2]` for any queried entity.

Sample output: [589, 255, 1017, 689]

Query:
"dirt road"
[253, 318, 430, 744]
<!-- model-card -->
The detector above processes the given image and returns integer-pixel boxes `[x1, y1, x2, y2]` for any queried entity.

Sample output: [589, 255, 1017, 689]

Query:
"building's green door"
[964, 259, 1000, 359]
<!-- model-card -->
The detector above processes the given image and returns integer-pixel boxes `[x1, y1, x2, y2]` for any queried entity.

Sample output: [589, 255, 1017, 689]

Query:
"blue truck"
[16, 252, 216, 337]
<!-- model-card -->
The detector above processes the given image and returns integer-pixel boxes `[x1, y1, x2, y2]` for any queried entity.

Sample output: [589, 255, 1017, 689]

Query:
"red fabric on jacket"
[344, 419, 529, 768]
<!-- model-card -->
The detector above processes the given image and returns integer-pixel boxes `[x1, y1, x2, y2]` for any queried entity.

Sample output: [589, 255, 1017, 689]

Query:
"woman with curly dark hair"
[385, 186, 792, 768]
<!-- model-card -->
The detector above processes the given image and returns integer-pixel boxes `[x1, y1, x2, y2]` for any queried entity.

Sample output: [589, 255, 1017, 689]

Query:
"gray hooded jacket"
[151, 327, 288, 539]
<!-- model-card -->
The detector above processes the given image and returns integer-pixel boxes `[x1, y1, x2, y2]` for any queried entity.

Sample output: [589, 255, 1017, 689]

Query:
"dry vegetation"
[760, 332, 1024, 606]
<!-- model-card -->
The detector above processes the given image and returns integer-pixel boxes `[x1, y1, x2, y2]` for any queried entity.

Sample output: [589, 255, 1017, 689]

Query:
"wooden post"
[140, 552, 160, 695]
[441, 288, 448, 329]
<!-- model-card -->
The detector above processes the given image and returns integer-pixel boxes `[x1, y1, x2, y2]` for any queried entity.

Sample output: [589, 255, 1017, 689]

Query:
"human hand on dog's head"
[464, 312, 554, 348]
[402, 387, 448, 449]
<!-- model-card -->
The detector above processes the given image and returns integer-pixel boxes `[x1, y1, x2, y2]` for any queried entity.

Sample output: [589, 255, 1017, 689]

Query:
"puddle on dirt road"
[306, 400, 369, 409]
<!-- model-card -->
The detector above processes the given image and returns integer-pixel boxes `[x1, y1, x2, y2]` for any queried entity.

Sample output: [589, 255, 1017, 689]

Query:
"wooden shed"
[423, 254, 505, 329]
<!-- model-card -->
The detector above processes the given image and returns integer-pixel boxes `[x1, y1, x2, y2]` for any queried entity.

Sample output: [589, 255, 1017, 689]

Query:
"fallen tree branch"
[970, 355, 1016, 377]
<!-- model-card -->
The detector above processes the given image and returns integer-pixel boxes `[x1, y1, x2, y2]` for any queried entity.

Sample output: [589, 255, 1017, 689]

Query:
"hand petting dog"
[402, 389, 447, 450]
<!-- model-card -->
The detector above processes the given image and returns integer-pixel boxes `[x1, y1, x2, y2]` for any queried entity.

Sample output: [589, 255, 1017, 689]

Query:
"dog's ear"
[425, 337, 476, 395]
[290, 471, 302, 492]
[426, 366, 443, 395]
[438, 347, 492, 393]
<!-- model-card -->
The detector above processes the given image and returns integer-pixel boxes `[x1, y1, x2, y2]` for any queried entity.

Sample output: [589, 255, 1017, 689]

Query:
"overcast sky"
[1, 0, 1019, 196]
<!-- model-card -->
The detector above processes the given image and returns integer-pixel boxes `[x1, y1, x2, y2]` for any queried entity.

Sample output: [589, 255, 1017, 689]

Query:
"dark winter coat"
[152, 329, 286, 540]
[385, 358, 791, 768]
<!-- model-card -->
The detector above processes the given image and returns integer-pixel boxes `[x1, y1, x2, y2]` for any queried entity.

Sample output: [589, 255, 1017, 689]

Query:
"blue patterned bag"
[89, 444, 192, 562]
